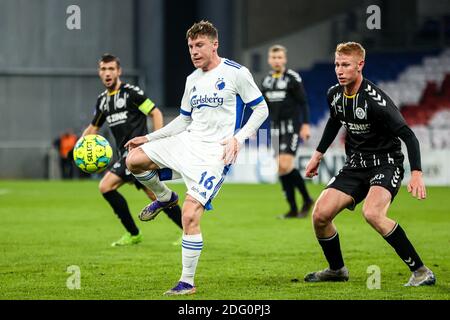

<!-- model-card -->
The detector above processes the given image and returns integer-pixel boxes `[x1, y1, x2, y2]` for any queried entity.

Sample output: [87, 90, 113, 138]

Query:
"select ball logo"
[85, 140, 94, 163]
[73, 134, 113, 174]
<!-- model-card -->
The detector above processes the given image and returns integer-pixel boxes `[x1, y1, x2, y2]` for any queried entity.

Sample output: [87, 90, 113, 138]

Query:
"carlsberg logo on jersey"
[190, 93, 224, 109]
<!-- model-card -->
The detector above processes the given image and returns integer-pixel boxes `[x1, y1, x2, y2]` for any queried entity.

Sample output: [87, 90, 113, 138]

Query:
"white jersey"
[180, 58, 264, 143]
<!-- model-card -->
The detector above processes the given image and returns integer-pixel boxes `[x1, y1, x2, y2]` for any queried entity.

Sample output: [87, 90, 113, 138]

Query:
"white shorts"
[141, 131, 230, 210]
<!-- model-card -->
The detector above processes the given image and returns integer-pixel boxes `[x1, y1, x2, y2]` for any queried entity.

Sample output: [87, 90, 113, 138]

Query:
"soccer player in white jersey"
[124, 20, 269, 295]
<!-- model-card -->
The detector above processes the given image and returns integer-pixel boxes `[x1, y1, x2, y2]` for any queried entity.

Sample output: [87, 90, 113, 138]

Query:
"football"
[73, 134, 113, 174]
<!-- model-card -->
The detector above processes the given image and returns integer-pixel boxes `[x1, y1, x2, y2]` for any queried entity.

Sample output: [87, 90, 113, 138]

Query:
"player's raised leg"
[164, 195, 204, 296]
[126, 147, 178, 221]
[304, 188, 353, 282]
[363, 186, 435, 286]
[142, 187, 183, 228]
[99, 171, 142, 246]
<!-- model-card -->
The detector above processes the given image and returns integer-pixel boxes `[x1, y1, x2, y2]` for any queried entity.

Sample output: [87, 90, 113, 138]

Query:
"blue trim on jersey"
[224, 60, 242, 69]
[246, 95, 264, 108]
[204, 165, 231, 211]
[157, 168, 173, 181]
[180, 109, 192, 116]
[225, 59, 242, 68]
[234, 95, 246, 133]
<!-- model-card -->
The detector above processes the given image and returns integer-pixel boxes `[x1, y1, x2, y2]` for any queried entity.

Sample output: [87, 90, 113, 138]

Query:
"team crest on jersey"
[355, 107, 366, 119]
[116, 98, 126, 109]
[215, 78, 225, 90]
[276, 79, 287, 90]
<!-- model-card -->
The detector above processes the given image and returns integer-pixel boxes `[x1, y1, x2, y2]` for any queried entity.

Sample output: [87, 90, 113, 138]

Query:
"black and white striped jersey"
[91, 83, 156, 156]
[261, 69, 310, 130]
[325, 78, 407, 168]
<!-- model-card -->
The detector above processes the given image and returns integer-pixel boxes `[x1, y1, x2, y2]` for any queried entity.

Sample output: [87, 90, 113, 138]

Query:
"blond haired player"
[303, 42, 435, 286]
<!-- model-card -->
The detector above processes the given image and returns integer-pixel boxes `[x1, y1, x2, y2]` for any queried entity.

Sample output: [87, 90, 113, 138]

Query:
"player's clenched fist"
[125, 136, 149, 150]
[305, 151, 323, 178]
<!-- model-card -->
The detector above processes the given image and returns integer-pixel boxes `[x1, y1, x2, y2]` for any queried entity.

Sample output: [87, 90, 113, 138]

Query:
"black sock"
[318, 232, 345, 270]
[280, 174, 297, 212]
[287, 169, 312, 203]
[102, 190, 139, 236]
[163, 205, 183, 229]
[383, 223, 424, 272]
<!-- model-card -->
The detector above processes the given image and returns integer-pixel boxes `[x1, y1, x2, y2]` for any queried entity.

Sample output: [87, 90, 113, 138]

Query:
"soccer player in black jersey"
[261, 45, 314, 218]
[82, 54, 182, 247]
[304, 42, 435, 286]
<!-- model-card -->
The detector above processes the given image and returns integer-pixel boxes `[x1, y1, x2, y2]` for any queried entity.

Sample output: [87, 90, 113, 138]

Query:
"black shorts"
[109, 155, 143, 190]
[326, 164, 404, 210]
[272, 120, 299, 156]
[279, 132, 299, 155]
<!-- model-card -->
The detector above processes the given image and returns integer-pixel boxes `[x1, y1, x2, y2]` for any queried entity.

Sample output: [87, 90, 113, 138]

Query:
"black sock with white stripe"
[383, 223, 424, 272]
[318, 232, 345, 270]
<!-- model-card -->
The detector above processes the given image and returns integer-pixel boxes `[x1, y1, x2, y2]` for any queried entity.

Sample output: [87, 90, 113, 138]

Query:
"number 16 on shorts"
[190, 171, 216, 202]
[199, 171, 216, 190]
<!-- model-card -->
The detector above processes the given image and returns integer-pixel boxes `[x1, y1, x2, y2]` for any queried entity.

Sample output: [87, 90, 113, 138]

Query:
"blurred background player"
[125, 20, 268, 295]
[82, 54, 183, 247]
[304, 42, 435, 286]
[261, 45, 314, 219]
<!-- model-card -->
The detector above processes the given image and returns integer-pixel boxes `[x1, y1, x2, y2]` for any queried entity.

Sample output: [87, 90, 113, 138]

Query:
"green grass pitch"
[0, 180, 448, 300]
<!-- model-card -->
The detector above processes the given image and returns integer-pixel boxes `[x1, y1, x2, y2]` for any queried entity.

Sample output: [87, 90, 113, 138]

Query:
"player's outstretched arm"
[82, 124, 99, 137]
[396, 126, 426, 200]
[125, 114, 192, 151]
[305, 117, 341, 178]
[373, 94, 426, 200]
[124, 136, 150, 150]
[149, 107, 163, 131]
